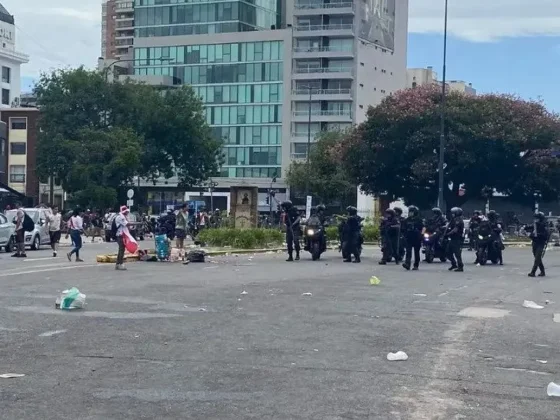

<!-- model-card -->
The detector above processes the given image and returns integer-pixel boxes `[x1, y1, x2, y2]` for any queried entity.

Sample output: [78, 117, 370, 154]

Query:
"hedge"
[325, 225, 380, 242]
[197, 228, 284, 249]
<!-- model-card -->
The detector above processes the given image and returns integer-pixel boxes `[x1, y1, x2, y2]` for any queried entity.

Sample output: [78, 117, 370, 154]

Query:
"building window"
[10, 142, 26, 155]
[1, 88, 9, 105]
[9, 165, 25, 183]
[2, 66, 10, 83]
[10, 118, 27, 130]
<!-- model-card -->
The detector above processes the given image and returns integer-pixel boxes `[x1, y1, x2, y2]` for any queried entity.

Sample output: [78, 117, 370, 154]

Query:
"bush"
[197, 228, 284, 249]
[325, 224, 380, 242]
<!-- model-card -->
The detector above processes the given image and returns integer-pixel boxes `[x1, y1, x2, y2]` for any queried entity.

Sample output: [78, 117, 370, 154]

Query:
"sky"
[8, 0, 560, 111]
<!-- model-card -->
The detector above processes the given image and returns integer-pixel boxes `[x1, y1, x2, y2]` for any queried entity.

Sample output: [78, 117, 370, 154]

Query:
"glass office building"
[134, 40, 284, 178]
[134, 0, 281, 37]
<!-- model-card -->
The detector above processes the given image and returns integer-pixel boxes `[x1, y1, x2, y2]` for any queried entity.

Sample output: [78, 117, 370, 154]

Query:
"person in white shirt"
[46, 206, 62, 257]
[67, 209, 85, 262]
[114, 205, 130, 270]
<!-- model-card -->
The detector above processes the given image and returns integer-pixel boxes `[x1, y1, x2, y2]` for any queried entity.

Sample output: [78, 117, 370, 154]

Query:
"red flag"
[122, 230, 138, 254]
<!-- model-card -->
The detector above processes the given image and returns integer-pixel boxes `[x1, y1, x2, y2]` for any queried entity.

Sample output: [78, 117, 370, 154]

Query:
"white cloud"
[409, 0, 560, 42]
[7, 0, 560, 80]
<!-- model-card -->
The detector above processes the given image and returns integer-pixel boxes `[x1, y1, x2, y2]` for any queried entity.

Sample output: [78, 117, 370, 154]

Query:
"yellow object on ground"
[369, 276, 381, 285]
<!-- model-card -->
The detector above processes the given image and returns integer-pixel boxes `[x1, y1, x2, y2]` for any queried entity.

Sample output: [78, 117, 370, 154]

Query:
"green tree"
[286, 131, 357, 207]
[35, 67, 222, 207]
[334, 85, 560, 209]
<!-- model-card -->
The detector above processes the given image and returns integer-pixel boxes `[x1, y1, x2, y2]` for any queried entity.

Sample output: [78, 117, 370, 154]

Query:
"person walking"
[67, 209, 85, 262]
[46, 205, 62, 257]
[527, 211, 549, 277]
[12, 203, 26, 258]
[114, 205, 130, 271]
[446, 207, 465, 272]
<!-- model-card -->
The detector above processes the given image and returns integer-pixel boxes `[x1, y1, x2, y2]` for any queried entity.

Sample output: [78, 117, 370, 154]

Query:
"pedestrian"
[67, 209, 85, 262]
[446, 207, 465, 272]
[175, 204, 188, 260]
[527, 211, 549, 277]
[280, 200, 301, 261]
[46, 205, 62, 257]
[402, 205, 424, 271]
[89, 210, 103, 243]
[12, 202, 26, 258]
[114, 205, 130, 271]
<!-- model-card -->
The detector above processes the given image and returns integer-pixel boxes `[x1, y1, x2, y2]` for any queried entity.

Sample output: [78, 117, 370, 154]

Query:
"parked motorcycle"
[422, 231, 448, 263]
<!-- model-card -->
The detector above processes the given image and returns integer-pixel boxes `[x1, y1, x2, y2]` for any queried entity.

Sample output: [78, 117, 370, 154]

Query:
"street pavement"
[1, 244, 560, 419]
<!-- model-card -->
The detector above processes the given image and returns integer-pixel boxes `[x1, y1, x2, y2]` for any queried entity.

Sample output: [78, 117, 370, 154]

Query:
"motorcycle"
[476, 233, 500, 265]
[304, 224, 326, 261]
[422, 231, 448, 263]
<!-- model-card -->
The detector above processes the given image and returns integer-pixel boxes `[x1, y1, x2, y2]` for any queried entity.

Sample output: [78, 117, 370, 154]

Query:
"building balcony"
[292, 67, 353, 80]
[291, 110, 352, 122]
[291, 88, 352, 101]
[293, 1, 355, 15]
[115, 33, 134, 40]
[290, 152, 308, 161]
[293, 24, 354, 37]
[293, 45, 354, 59]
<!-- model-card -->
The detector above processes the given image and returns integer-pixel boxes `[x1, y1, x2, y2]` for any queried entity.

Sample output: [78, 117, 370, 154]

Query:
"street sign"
[305, 195, 312, 220]
[127, 189, 134, 199]
[127, 199, 134, 207]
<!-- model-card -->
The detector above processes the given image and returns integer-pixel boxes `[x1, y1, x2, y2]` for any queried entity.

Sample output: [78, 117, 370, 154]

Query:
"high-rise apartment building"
[102, 0, 135, 59]
[121, 0, 408, 210]
[407, 67, 477, 95]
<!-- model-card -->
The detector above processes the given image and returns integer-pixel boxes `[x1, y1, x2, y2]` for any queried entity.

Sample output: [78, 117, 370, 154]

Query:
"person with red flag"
[114, 205, 138, 271]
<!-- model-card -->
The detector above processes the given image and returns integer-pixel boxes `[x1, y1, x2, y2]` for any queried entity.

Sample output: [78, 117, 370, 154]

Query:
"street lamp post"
[437, 0, 449, 209]
[304, 86, 313, 198]
[269, 176, 277, 224]
[207, 179, 218, 211]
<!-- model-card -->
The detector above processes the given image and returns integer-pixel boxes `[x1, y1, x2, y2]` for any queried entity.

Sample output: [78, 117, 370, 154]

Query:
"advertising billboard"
[358, 0, 396, 50]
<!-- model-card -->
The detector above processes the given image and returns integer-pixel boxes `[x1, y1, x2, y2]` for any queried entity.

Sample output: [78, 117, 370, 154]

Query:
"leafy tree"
[35, 67, 222, 207]
[286, 131, 357, 207]
[333, 85, 560, 209]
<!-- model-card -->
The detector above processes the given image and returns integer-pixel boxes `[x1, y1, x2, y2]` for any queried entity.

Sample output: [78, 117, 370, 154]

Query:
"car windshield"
[6, 209, 39, 224]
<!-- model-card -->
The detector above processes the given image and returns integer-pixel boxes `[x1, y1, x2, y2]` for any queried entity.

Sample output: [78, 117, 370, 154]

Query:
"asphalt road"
[1, 244, 560, 419]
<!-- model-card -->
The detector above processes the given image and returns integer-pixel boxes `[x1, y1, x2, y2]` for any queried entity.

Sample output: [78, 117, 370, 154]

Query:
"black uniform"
[468, 211, 482, 251]
[528, 213, 549, 277]
[342, 207, 361, 263]
[488, 212, 504, 265]
[283, 202, 301, 261]
[446, 208, 465, 272]
[379, 210, 401, 264]
[402, 206, 424, 270]
[394, 207, 406, 261]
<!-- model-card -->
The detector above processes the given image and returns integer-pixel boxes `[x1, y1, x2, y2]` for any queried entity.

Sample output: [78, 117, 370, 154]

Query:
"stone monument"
[230, 186, 258, 228]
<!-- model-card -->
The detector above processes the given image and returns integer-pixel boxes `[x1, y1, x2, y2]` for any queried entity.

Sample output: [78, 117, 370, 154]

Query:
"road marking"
[457, 307, 510, 318]
[23, 257, 58, 262]
[8, 306, 183, 319]
[0, 264, 101, 277]
[39, 329, 67, 337]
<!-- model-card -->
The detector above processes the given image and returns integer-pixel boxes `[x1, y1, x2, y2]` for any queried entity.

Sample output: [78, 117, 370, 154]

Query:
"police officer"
[446, 207, 465, 272]
[487, 210, 504, 265]
[394, 206, 406, 261]
[468, 210, 483, 251]
[379, 208, 401, 265]
[342, 206, 361, 263]
[402, 205, 424, 271]
[281, 201, 301, 262]
[425, 207, 447, 261]
[528, 211, 549, 277]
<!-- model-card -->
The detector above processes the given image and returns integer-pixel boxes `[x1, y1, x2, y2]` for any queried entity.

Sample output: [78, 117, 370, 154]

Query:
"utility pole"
[437, 0, 449, 210]
[305, 85, 313, 197]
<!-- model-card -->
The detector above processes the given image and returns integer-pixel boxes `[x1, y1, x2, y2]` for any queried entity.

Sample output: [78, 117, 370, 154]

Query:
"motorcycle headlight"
[478, 235, 483, 240]
[423, 233, 430, 238]
[307, 229, 315, 236]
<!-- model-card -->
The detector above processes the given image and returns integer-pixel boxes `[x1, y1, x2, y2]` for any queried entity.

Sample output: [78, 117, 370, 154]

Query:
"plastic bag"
[59, 287, 86, 310]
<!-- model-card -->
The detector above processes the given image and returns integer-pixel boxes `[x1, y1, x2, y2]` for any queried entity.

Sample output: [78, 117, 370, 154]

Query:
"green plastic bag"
[60, 287, 86, 310]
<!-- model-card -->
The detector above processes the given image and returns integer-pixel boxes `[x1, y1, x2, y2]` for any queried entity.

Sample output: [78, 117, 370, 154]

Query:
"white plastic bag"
[59, 287, 86, 310]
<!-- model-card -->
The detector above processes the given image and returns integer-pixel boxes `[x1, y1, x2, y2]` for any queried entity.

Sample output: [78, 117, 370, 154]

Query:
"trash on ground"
[58, 287, 86, 310]
[302, 292, 313, 297]
[198, 308, 207, 312]
[370, 276, 381, 286]
[240, 291, 248, 295]
[546, 300, 550, 305]
[313, 349, 319, 352]
[387, 351, 408, 361]
[39, 329, 67, 337]
[187, 250, 206, 263]
[547, 382, 560, 397]
[523, 300, 544, 309]
[0, 373, 25, 379]
[537, 360, 548, 364]
[413, 293, 427, 297]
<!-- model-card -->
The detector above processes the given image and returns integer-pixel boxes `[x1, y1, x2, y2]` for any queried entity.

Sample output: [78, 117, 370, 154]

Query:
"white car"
[0, 213, 16, 252]
[5, 208, 51, 250]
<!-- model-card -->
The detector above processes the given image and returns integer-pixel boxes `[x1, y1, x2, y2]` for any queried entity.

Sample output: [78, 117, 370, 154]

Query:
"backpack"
[111, 217, 118, 237]
[23, 212, 35, 232]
